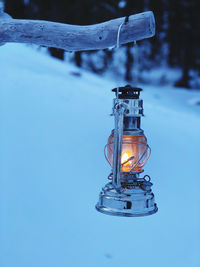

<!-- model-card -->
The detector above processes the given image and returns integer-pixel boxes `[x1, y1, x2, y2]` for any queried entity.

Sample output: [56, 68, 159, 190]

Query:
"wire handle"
[116, 16, 129, 99]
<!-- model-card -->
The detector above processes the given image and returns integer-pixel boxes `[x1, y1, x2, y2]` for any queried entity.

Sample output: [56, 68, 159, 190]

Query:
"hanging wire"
[116, 16, 129, 99]
[116, 16, 129, 49]
[116, 21, 124, 99]
[115, 15, 139, 94]
[116, 22, 124, 49]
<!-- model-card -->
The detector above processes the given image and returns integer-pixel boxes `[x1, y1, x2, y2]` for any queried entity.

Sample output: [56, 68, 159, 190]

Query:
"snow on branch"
[0, 11, 155, 51]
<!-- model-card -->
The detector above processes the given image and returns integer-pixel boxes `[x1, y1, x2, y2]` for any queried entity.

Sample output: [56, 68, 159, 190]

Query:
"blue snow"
[0, 43, 200, 267]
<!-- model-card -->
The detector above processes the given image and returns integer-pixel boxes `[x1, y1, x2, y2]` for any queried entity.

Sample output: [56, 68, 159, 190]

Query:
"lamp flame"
[105, 134, 150, 173]
[121, 152, 132, 166]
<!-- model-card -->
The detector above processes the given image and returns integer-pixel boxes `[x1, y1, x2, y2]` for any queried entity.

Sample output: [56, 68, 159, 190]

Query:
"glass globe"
[105, 134, 150, 172]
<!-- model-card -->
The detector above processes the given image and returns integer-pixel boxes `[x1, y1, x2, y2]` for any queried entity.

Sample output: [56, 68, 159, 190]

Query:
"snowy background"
[0, 44, 200, 267]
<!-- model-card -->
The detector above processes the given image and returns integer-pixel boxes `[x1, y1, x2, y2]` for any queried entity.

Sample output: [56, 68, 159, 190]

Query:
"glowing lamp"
[106, 134, 150, 172]
[96, 85, 158, 217]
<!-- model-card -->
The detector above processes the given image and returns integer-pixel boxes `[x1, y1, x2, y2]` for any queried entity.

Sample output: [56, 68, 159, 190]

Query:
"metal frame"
[96, 86, 158, 217]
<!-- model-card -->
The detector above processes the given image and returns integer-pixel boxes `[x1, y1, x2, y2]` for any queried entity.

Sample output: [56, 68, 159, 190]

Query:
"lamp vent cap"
[112, 85, 142, 99]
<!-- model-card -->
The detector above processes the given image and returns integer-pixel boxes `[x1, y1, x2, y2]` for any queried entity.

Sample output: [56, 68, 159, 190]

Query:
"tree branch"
[0, 11, 155, 51]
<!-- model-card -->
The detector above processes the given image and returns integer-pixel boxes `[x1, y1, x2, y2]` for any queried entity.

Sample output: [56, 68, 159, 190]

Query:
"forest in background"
[3, 0, 200, 89]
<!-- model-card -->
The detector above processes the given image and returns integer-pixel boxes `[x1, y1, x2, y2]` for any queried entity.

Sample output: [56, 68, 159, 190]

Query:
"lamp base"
[96, 182, 158, 217]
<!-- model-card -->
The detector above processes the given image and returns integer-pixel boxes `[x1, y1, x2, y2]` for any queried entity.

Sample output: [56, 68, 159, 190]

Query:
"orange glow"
[106, 134, 149, 172]
[121, 151, 133, 171]
[121, 152, 131, 164]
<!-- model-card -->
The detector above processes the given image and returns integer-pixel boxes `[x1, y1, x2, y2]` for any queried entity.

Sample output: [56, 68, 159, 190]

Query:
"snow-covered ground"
[0, 44, 200, 267]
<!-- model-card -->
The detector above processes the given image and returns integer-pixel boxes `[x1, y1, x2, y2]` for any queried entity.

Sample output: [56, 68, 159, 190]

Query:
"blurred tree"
[125, 43, 134, 82]
[148, 0, 166, 61]
[167, 0, 200, 88]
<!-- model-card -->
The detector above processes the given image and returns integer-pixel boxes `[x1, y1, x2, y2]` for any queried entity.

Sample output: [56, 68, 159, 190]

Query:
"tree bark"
[0, 11, 155, 51]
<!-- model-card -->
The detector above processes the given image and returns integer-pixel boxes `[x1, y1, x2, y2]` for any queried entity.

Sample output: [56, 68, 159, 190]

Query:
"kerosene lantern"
[96, 85, 158, 217]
